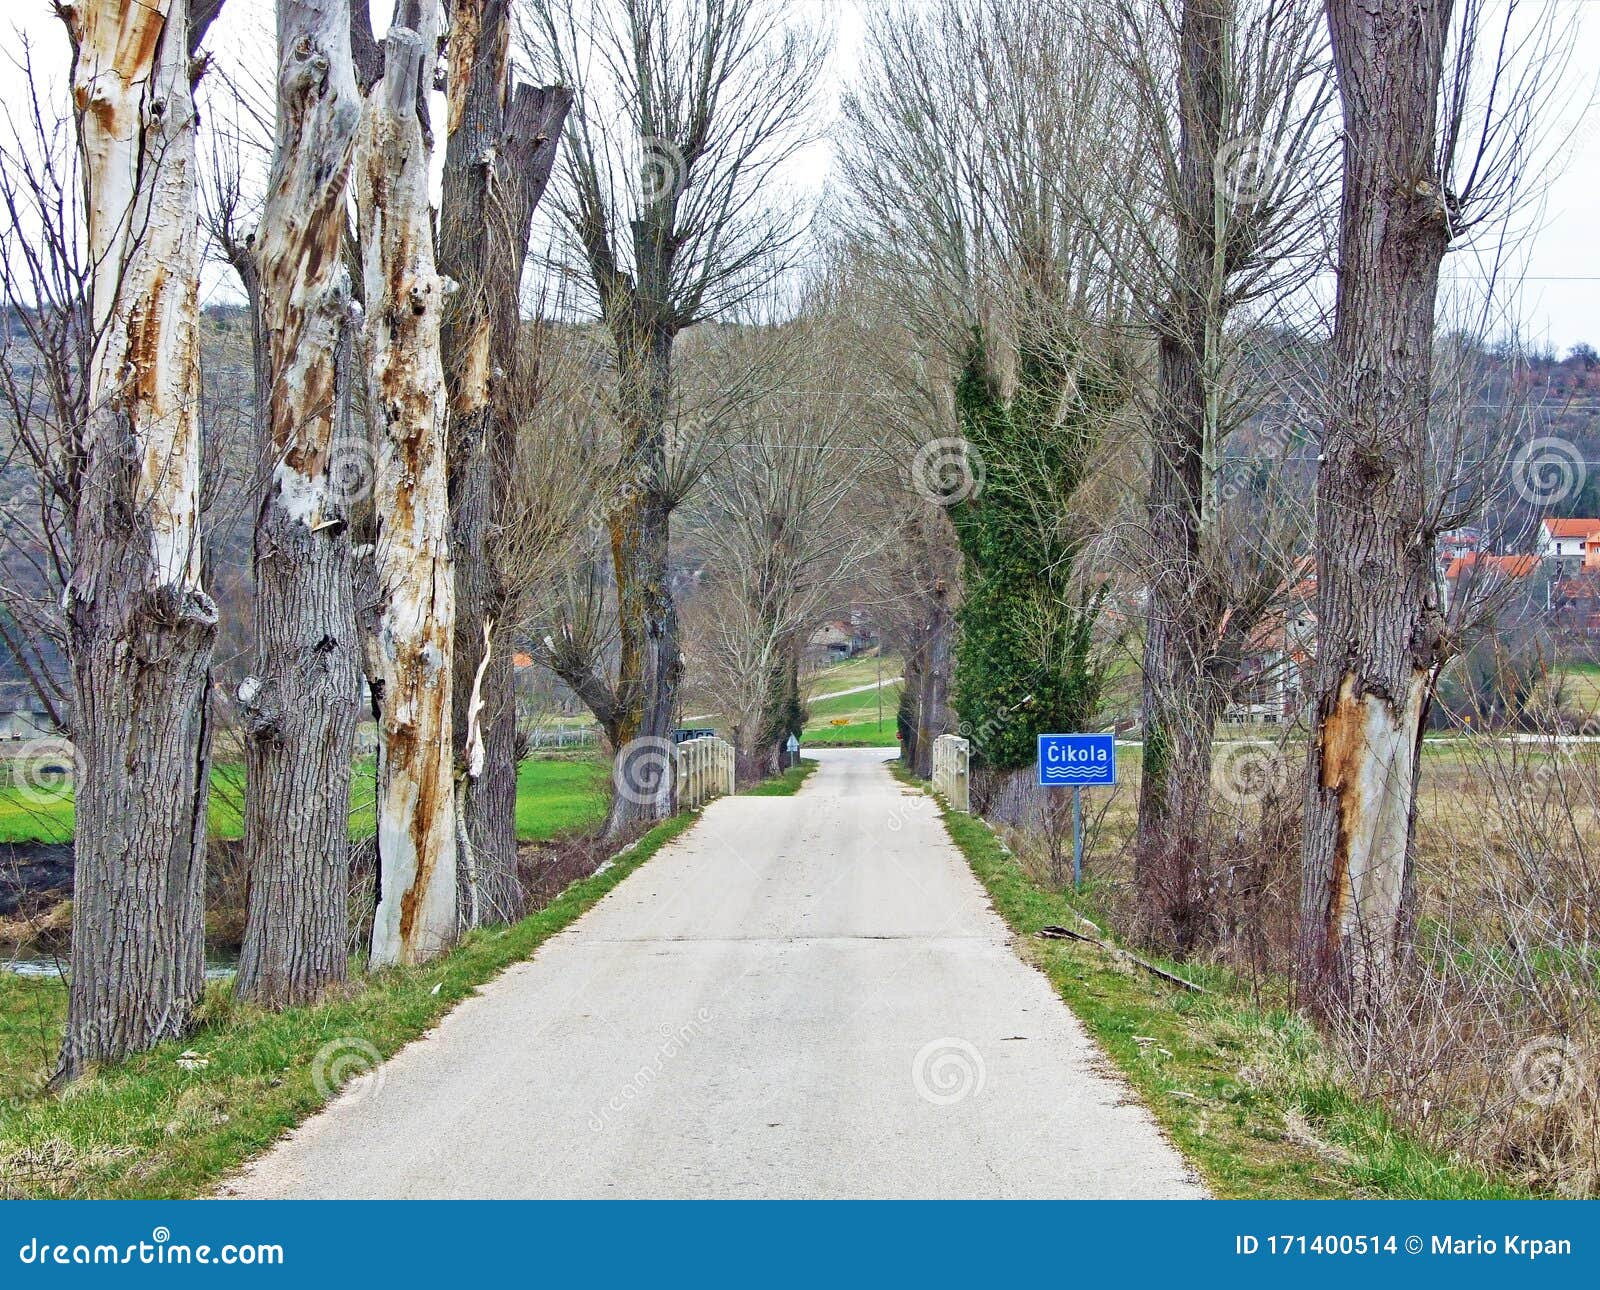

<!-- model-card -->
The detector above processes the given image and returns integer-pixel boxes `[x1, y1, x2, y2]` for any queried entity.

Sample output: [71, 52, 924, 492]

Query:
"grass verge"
[0, 810, 698, 1199]
[741, 758, 819, 796]
[895, 761, 1530, 1200]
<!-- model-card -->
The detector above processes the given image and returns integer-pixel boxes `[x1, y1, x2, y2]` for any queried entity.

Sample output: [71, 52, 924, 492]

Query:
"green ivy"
[949, 328, 1125, 771]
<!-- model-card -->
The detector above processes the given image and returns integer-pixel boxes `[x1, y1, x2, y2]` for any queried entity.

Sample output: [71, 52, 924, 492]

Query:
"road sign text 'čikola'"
[1036, 733, 1117, 787]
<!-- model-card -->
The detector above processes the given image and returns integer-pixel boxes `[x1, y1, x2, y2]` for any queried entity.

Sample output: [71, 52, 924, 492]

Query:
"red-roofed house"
[1442, 551, 1541, 612]
[1539, 518, 1600, 574]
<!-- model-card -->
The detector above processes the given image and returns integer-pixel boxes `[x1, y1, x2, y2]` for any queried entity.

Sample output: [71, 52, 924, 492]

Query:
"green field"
[802, 717, 899, 747]
[801, 651, 901, 699]
[0, 755, 611, 847]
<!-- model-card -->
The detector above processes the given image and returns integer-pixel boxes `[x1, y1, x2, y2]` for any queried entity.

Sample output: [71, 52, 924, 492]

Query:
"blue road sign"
[1037, 733, 1117, 787]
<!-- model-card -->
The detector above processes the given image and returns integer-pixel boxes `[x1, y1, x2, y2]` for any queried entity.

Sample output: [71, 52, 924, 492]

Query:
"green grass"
[803, 717, 899, 747]
[899, 761, 1530, 1200]
[805, 681, 903, 722]
[801, 652, 901, 699]
[740, 758, 818, 796]
[0, 755, 610, 847]
[0, 809, 700, 1199]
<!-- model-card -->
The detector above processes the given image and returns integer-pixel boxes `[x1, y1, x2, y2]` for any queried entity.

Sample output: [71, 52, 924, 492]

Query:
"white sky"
[3, 0, 1596, 349]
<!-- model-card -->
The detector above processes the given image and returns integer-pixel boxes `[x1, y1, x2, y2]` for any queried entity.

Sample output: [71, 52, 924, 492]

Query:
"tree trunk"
[1134, 0, 1228, 954]
[234, 0, 364, 1009]
[440, 0, 569, 928]
[57, 0, 218, 1079]
[603, 324, 681, 836]
[1298, 0, 1452, 1003]
[355, 4, 458, 966]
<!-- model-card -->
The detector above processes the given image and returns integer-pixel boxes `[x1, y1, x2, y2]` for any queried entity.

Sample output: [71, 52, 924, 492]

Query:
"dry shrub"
[1322, 722, 1600, 1196]
[997, 716, 1598, 1193]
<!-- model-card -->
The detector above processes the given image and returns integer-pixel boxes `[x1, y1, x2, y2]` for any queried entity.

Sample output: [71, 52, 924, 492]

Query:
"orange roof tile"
[1542, 518, 1600, 539]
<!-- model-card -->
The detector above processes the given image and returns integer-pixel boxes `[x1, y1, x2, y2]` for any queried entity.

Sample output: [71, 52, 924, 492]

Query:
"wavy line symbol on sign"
[1042, 766, 1104, 782]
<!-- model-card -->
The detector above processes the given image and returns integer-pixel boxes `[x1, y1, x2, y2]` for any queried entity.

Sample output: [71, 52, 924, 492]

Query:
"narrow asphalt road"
[228, 749, 1204, 1199]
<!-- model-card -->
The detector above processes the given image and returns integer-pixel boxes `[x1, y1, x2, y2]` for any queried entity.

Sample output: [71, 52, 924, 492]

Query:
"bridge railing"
[931, 733, 970, 812]
[675, 735, 735, 809]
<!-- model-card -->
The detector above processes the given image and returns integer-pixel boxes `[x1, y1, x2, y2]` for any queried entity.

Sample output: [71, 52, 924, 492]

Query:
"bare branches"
[519, 0, 827, 332]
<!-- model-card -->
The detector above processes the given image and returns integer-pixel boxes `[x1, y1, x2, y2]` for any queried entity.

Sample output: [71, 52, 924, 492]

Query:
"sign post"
[1036, 733, 1117, 888]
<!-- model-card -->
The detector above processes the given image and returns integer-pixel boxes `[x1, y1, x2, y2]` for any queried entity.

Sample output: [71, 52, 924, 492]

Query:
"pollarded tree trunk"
[57, 0, 219, 1079]
[356, 2, 458, 966]
[603, 324, 682, 836]
[235, 0, 364, 1009]
[1134, 0, 1228, 951]
[440, 0, 570, 927]
[1298, 0, 1453, 1004]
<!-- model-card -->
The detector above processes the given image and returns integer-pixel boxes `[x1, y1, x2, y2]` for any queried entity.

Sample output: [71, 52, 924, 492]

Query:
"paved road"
[228, 749, 1203, 1199]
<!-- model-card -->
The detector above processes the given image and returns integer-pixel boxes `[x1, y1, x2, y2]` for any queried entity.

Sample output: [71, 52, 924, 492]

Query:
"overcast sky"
[4, 0, 1596, 349]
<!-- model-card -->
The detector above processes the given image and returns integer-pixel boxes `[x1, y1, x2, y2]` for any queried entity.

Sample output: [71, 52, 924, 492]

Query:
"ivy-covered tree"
[950, 329, 1126, 775]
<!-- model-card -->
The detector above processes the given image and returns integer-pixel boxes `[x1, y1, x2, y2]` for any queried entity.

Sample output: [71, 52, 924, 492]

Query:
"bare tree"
[0, 58, 89, 734]
[838, 0, 1137, 788]
[520, 0, 826, 834]
[1299, 0, 1562, 1001]
[53, 0, 225, 1079]
[1086, 0, 1335, 951]
[229, 0, 365, 1008]
[440, 0, 570, 927]
[684, 326, 878, 778]
[355, 0, 458, 965]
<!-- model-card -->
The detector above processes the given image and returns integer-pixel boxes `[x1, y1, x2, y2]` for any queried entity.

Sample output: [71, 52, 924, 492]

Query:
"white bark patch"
[72, 0, 206, 596]
[357, 9, 460, 967]
[1325, 671, 1428, 972]
[464, 617, 493, 780]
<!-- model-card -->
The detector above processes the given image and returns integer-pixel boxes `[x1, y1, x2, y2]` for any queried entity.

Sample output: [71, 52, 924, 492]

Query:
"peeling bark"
[235, 0, 364, 1009]
[356, 3, 458, 966]
[57, 0, 219, 1079]
[1298, 0, 1453, 1003]
[440, 0, 570, 926]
